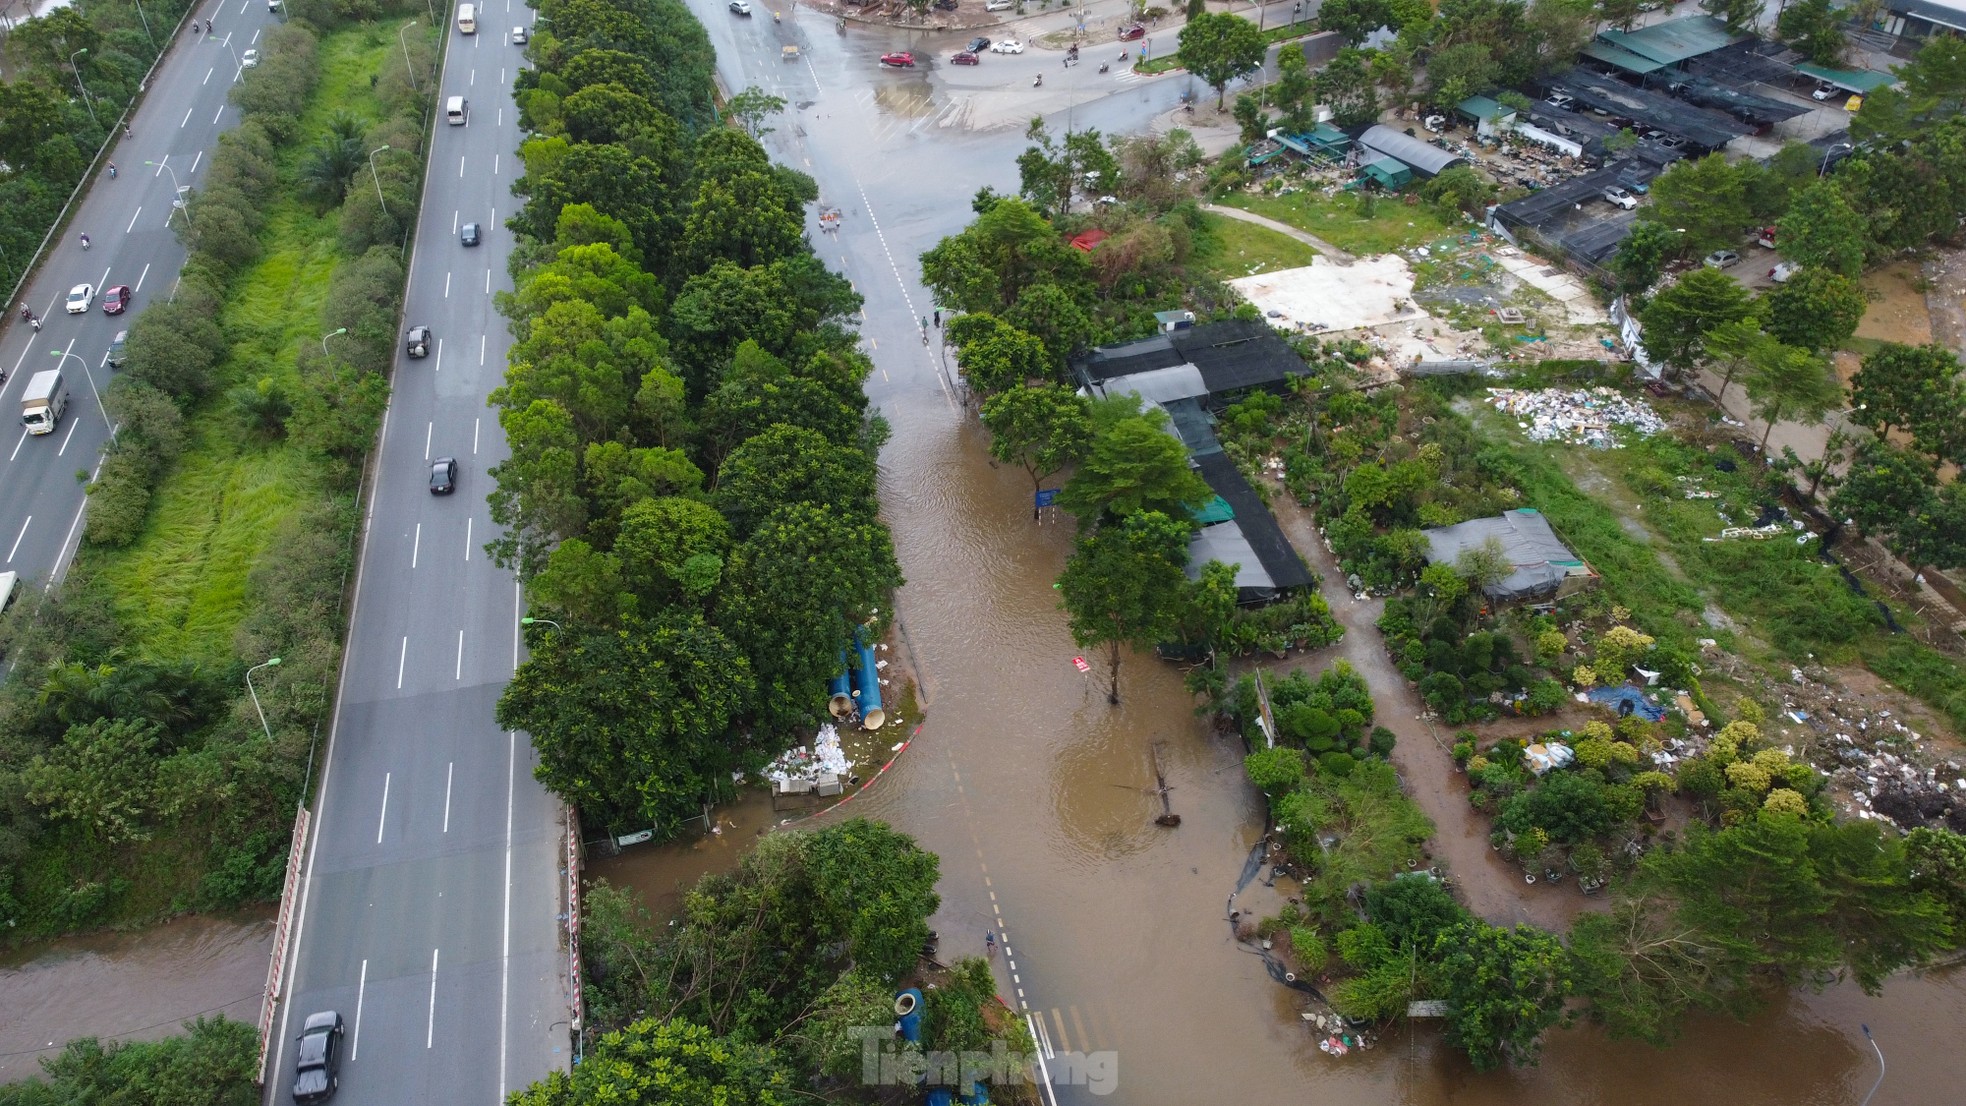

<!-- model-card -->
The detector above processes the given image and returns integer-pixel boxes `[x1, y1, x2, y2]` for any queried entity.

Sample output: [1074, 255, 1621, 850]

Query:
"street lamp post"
[246, 657, 283, 742]
[131, 0, 157, 46]
[1858, 1025, 1886, 1106]
[1820, 141, 1853, 177]
[48, 349, 112, 434]
[368, 145, 392, 215]
[145, 160, 194, 225]
[70, 49, 100, 127]
[321, 327, 348, 358]
[521, 616, 562, 630]
[398, 22, 419, 91]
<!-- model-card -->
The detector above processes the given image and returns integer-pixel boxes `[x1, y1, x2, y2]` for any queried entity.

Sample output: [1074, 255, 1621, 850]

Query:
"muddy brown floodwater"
[0, 909, 273, 1085]
[590, 382, 1966, 1104]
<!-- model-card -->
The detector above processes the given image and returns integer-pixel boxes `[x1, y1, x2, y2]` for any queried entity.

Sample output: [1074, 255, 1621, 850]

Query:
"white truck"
[21, 369, 66, 435]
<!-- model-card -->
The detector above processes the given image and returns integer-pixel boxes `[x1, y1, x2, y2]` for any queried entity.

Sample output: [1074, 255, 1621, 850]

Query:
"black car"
[406, 325, 431, 358]
[292, 1011, 344, 1104]
[461, 221, 481, 246]
[430, 457, 458, 495]
[966, 35, 990, 52]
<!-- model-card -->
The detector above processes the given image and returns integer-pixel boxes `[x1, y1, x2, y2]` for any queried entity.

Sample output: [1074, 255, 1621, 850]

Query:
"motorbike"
[1033, 73, 1042, 87]
[1098, 62, 1109, 73]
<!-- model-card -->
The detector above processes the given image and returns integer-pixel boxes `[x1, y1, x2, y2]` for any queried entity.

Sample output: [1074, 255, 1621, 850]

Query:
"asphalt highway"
[265, 4, 567, 1102]
[0, 1, 292, 594]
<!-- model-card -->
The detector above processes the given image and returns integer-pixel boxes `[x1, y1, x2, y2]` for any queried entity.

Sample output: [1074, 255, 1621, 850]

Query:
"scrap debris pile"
[1764, 665, 1964, 832]
[1302, 1011, 1375, 1058]
[1487, 387, 1666, 447]
[764, 723, 853, 795]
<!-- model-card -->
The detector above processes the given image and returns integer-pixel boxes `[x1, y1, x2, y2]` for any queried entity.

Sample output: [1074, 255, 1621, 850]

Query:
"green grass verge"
[1192, 211, 1319, 282]
[1469, 395, 1966, 734]
[1218, 190, 1457, 256]
[87, 29, 412, 663]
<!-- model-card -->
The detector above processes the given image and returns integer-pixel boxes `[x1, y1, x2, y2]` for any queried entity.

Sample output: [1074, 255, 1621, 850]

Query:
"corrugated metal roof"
[1794, 62, 1899, 92]
[1358, 156, 1414, 189]
[1357, 125, 1465, 177]
[1187, 521, 1277, 594]
[1422, 508, 1589, 603]
[1582, 40, 1669, 74]
[1598, 15, 1742, 65]
[1088, 363, 1210, 407]
[1890, 0, 1966, 32]
[1195, 453, 1312, 590]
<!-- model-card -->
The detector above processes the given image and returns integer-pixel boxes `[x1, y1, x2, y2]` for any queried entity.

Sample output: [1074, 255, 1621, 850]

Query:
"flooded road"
[5, 5, 1961, 1102]
[0, 910, 272, 1084]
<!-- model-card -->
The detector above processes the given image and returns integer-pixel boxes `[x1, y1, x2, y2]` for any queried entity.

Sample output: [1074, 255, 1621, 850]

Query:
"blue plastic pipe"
[853, 637, 885, 730]
[828, 649, 853, 718]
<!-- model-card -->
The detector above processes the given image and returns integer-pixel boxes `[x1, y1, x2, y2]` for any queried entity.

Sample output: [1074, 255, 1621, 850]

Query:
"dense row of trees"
[491, 0, 899, 837]
[547, 820, 1024, 1104]
[0, 1015, 258, 1106]
[0, 1, 436, 944]
[0, 0, 201, 292]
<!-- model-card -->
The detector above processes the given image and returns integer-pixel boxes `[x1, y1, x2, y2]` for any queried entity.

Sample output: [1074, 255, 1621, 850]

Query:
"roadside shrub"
[82, 455, 156, 548]
[1319, 751, 1358, 778]
[1245, 745, 1307, 798]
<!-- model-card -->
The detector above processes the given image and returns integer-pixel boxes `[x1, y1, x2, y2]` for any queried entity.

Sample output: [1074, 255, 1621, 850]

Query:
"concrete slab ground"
[1227, 254, 1423, 333]
[1488, 246, 1610, 325]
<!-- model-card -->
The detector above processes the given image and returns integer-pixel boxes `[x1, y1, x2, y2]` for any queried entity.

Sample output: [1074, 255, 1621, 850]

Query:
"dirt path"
[1259, 476, 1606, 932]
[1201, 203, 1356, 264]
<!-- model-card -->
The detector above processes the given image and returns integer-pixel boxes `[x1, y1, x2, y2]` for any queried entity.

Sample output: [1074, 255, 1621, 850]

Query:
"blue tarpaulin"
[1587, 684, 1666, 722]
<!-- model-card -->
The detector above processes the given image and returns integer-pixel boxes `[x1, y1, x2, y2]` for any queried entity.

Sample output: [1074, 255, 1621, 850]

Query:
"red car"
[879, 51, 915, 67]
[1117, 23, 1145, 40]
[102, 285, 132, 315]
[951, 50, 979, 65]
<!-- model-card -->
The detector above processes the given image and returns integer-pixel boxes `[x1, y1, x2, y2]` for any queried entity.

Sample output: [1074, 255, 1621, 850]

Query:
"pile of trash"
[1486, 386, 1666, 447]
[1302, 1010, 1374, 1057]
[1760, 664, 1963, 831]
[764, 723, 852, 794]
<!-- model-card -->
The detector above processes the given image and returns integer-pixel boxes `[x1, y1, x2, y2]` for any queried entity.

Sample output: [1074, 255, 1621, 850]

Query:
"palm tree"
[297, 134, 366, 204]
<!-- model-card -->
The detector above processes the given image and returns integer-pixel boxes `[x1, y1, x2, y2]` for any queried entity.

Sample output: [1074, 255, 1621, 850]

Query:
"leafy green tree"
[1776, 179, 1867, 278]
[1597, 0, 1644, 31]
[716, 504, 902, 736]
[1179, 12, 1269, 108]
[954, 317, 1050, 395]
[508, 1018, 793, 1106]
[615, 496, 733, 607]
[1742, 339, 1840, 452]
[487, 400, 588, 576]
[1002, 282, 1094, 372]
[1778, 0, 1845, 65]
[1640, 154, 1751, 257]
[1271, 45, 1319, 132]
[715, 424, 877, 537]
[1635, 267, 1756, 377]
[1701, 0, 1762, 34]
[980, 384, 1096, 514]
[3, 1016, 261, 1106]
[1499, 770, 1613, 844]
[1701, 317, 1766, 407]
[1015, 120, 1121, 220]
[920, 197, 1091, 316]
[561, 82, 662, 146]
[1897, 33, 1966, 117]
[1427, 42, 1501, 107]
[1059, 405, 1211, 524]
[1366, 874, 1468, 949]
[1420, 165, 1496, 221]
[582, 441, 705, 543]
[1058, 511, 1194, 704]
[1760, 267, 1866, 352]
[1611, 221, 1677, 295]
[726, 85, 787, 137]
[1904, 826, 1966, 935]
[21, 718, 166, 848]
[1848, 342, 1966, 463]
[497, 614, 757, 833]
[1433, 922, 1574, 1071]
[1315, 47, 1380, 128]
[803, 818, 943, 982]
[528, 539, 635, 626]
[1830, 442, 1966, 569]
[1317, 0, 1391, 44]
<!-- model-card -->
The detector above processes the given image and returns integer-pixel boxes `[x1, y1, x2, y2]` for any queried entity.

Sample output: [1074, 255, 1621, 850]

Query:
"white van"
[0, 571, 17, 613]
[446, 96, 467, 125]
[457, 3, 476, 32]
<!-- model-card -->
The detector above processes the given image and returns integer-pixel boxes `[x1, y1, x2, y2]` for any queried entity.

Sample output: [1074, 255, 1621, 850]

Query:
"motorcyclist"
[1033, 73, 1042, 87]
[79, 232, 91, 249]
[108, 162, 117, 178]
